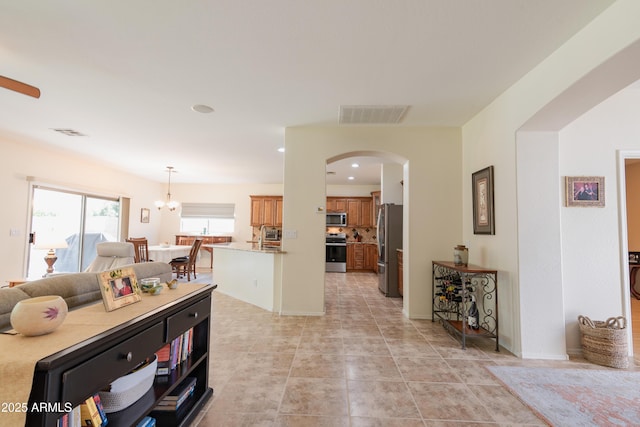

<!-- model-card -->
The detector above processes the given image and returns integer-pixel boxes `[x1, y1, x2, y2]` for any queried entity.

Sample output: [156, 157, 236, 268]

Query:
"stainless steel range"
[326, 233, 347, 272]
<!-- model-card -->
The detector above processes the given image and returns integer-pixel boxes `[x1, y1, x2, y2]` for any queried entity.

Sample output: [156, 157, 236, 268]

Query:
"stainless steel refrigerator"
[377, 203, 403, 297]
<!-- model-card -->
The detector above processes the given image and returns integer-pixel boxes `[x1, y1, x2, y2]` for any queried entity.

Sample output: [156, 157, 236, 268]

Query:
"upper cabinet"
[250, 196, 283, 226]
[371, 191, 381, 225]
[328, 196, 375, 227]
[326, 198, 347, 213]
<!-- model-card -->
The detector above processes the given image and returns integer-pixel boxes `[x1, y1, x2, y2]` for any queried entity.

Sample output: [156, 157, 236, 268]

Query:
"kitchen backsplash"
[326, 226, 377, 243]
[252, 226, 377, 243]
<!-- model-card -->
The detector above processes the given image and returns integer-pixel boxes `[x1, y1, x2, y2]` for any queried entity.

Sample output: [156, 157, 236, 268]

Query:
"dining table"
[147, 244, 194, 263]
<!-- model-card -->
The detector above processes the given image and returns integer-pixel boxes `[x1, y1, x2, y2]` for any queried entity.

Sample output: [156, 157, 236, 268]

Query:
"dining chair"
[170, 238, 203, 281]
[126, 237, 152, 263]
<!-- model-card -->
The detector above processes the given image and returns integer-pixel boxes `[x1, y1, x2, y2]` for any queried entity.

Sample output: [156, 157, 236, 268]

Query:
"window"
[28, 186, 121, 277]
[180, 203, 235, 235]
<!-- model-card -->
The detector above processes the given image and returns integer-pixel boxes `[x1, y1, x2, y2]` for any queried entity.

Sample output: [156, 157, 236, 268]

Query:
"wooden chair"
[170, 238, 203, 281]
[126, 237, 151, 263]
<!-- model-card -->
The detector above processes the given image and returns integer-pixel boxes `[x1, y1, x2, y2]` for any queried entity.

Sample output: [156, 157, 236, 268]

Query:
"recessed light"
[348, 176, 355, 180]
[351, 163, 360, 168]
[191, 104, 214, 113]
[277, 147, 285, 153]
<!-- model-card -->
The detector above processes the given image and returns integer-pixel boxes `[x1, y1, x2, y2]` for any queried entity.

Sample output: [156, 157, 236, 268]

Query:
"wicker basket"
[578, 315, 628, 369]
[98, 355, 157, 413]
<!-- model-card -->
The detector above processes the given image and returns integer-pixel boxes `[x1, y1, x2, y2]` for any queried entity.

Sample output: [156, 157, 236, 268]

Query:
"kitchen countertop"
[205, 242, 286, 254]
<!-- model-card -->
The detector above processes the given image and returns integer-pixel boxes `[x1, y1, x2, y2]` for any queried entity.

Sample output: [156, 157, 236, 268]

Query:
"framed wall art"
[140, 208, 150, 223]
[472, 166, 495, 235]
[565, 176, 605, 207]
[98, 267, 142, 312]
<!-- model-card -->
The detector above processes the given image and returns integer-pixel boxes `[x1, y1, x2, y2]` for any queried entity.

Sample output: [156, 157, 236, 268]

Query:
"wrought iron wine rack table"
[432, 261, 498, 351]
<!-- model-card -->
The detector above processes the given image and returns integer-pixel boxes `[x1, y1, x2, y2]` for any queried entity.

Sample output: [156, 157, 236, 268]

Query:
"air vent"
[52, 128, 86, 137]
[339, 105, 409, 124]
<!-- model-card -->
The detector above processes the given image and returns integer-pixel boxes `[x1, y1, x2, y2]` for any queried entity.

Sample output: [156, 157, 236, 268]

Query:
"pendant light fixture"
[155, 166, 180, 211]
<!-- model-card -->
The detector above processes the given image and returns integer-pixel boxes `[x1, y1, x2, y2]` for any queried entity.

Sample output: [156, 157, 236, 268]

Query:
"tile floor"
[189, 271, 638, 426]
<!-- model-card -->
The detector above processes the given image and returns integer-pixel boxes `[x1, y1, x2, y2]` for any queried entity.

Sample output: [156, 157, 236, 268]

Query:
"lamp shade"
[34, 240, 68, 250]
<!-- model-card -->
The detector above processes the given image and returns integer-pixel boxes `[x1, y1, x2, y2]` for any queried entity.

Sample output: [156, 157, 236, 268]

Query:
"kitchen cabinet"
[347, 243, 377, 272]
[365, 243, 378, 272]
[371, 191, 381, 225]
[250, 196, 283, 226]
[326, 197, 374, 227]
[432, 261, 498, 350]
[326, 197, 347, 213]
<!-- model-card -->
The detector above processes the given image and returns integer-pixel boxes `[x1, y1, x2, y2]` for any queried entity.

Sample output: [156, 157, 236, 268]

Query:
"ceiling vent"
[52, 128, 86, 137]
[339, 105, 409, 124]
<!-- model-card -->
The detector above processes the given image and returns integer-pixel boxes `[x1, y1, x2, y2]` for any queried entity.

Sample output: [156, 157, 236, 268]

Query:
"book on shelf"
[80, 395, 103, 426]
[92, 394, 108, 426]
[135, 416, 156, 427]
[154, 377, 197, 411]
[155, 327, 194, 375]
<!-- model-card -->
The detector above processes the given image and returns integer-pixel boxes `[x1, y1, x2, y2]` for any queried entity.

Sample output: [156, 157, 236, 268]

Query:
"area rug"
[486, 366, 640, 426]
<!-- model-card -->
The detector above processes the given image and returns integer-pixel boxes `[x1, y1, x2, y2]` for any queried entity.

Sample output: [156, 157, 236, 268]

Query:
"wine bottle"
[467, 295, 480, 330]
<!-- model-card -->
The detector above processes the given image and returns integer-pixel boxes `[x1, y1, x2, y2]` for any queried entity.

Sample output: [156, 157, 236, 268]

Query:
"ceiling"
[0, 1, 616, 185]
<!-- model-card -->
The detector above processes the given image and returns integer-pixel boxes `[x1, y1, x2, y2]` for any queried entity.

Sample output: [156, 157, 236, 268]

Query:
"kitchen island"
[206, 242, 285, 312]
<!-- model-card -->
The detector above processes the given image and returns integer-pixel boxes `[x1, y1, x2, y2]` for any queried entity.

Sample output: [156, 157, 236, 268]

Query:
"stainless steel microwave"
[326, 212, 347, 226]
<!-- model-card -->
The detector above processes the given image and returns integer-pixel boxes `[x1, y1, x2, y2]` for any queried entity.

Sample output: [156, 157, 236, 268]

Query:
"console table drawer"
[62, 322, 164, 404]
[166, 296, 211, 340]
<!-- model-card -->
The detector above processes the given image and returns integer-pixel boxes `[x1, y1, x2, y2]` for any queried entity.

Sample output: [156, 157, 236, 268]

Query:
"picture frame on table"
[98, 267, 141, 312]
[472, 166, 495, 235]
[140, 208, 150, 223]
[565, 176, 605, 207]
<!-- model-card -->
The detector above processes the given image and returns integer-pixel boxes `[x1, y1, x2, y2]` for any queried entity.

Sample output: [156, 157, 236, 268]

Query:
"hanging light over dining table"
[155, 166, 180, 211]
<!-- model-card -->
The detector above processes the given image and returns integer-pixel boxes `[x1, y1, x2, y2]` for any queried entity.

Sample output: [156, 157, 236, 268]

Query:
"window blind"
[180, 203, 235, 219]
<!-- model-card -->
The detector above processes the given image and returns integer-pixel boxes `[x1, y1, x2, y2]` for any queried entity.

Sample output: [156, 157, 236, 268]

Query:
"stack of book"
[155, 328, 194, 375]
[154, 377, 197, 412]
[57, 394, 108, 427]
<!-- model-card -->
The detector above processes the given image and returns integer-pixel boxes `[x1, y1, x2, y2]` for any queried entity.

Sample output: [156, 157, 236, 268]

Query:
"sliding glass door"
[28, 187, 121, 278]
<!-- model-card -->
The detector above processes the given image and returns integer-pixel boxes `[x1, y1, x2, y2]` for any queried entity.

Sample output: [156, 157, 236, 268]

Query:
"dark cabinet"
[25, 285, 215, 426]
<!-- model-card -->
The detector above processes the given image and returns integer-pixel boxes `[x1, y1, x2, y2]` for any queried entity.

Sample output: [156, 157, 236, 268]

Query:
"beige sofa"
[0, 261, 172, 331]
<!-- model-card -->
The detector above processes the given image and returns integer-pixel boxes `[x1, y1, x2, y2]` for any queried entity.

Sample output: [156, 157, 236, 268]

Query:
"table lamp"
[34, 240, 68, 275]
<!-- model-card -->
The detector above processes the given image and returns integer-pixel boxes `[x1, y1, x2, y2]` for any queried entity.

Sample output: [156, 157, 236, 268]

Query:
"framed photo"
[629, 252, 640, 264]
[472, 166, 495, 235]
[565, 176, 605, 207]
[98, 267, 142, 312]
[140, 208, 150, 223]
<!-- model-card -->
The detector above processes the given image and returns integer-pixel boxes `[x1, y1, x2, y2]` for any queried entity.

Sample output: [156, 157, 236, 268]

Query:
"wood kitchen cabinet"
[371, 191, 381, 225]
[327, 197, 374, 227]
[326, 197, 347, 213]
[250, 195, 283, 226]
[365, 243, 378, 272]
[347, 243, 378, 272]
[346, 243, 365, 271]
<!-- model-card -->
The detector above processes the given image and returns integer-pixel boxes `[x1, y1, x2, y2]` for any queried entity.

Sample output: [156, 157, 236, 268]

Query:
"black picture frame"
[472, 166, 495, 235]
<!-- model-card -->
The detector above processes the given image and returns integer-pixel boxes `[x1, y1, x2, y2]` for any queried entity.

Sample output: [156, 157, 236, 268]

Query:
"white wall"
[559, 85, 640, 354]
[463, 0, 640, 357]
[0, 138, 162, 280]
[282, 126, 461, 318]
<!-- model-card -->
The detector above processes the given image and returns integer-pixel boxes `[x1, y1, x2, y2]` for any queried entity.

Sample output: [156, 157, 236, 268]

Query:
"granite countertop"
[208, 242, 286, 254]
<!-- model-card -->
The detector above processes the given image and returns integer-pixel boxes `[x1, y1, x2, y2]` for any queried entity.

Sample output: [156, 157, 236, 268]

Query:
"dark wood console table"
[21, 284, 214, 426]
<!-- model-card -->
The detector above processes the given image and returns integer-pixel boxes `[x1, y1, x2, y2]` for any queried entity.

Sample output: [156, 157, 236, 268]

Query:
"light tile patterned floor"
[189, 271, 636, 426]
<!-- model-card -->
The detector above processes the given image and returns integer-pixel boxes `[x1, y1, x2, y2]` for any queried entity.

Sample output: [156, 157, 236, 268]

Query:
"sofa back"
[0, 262, 172, 331]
